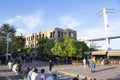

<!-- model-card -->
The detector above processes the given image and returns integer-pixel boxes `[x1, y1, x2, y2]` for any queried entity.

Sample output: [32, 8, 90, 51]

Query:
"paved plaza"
[0, 60, 120, 80]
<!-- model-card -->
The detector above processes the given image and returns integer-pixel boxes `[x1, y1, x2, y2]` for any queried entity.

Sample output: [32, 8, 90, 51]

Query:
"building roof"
[92, 51, 106, 55]
[107, 51, 120, 56]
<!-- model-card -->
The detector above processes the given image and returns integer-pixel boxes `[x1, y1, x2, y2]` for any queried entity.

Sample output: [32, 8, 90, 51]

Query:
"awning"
[92, 51, 106, 55]
[107, 51, 120, 56]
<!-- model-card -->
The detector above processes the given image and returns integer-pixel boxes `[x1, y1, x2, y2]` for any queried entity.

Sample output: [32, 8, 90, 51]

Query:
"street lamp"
[5, 25, 16, 62]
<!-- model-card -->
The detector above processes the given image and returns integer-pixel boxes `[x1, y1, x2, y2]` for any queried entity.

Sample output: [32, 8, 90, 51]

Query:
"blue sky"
[0, 0, 120, 49]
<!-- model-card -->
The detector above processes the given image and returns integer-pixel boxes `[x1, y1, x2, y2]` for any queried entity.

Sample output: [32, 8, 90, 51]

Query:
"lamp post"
[6, 33, 10, 62]
[5, 25, 16, 63]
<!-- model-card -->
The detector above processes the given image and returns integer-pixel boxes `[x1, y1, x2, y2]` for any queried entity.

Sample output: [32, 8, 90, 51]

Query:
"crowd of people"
[7, 57, 82, 80]
[7, 57, 57, 80]
[6, 54, 99, 80]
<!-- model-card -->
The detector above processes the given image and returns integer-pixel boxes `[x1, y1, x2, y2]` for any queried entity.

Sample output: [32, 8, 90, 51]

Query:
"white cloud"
[77, 27, 105, 40]
[78, 18, 120, 40]
[16, 28, 26, 36]
[6, 18, 16, 24]
[59, 15, 82, 28]
[5, 11, 43, 29]
[77, 18, 120, 49]
[109, 20, 120, 36]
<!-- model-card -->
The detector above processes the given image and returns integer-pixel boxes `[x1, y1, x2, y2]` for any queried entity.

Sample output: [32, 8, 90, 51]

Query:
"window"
[39, 34, 41, 38]
[42, 34, 44, 37]
[61, 32, 63, 38]
[58, 31, 60, 38]
[50, 32, 52, 38]
[53, 31, 55, 37]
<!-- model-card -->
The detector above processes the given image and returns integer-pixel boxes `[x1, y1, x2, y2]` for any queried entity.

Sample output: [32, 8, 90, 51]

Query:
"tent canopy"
[92, 51, 106, 55]
[107, 51, 120, 56]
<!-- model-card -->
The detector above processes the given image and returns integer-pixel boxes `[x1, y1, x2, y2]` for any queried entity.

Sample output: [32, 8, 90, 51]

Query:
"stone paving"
[0, 65, 23, 80]
[0, 60, 120, 80]
[21, 60, 120, 80]
[55, 65, 120, 80]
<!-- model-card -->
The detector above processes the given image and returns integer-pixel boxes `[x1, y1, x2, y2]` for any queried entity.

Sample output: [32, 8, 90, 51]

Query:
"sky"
[0, 0, 120, 50]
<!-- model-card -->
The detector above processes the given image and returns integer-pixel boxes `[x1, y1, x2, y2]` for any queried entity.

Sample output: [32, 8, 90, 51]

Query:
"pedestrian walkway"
[0, 64, 23, 80]
[53, 65, 120, 80]
[1, 60, 120, 80]
[21, 60, 120, 80]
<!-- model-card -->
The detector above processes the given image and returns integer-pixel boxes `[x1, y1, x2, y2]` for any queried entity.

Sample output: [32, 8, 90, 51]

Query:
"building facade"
[24, 27, 77, 48]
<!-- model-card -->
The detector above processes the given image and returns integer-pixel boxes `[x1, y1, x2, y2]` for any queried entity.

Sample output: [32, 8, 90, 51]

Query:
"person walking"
[12, 63, 19, 74]
[31, 68, 38, 80]
[36, 68, 45, 80]
[83, 58, 86, 67]
[88, 56, 94, 73]
[92, 56, 96, 72]
[27, 67, 35, 80]
[7, 60, 13, 70]
[49, 59, 53, 73]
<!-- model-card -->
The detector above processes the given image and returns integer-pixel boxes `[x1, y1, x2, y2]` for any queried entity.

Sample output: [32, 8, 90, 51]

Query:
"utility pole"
[6, 33, 10, 62]
[103, 8, 110, 51]
[97, 8, 115, 51]
[6, 25, 16, 63]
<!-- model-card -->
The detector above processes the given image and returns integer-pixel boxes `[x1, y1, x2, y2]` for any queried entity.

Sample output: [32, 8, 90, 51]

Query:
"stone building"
[24, 27, 77, 48]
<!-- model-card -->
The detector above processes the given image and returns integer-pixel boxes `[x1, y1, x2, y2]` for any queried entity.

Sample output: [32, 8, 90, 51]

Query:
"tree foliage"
[52, 36, 76, 57]
[0, 23, 16, 53]
[0, 38, 6, 53]
[51, 42, 64, 57]
[52, 36, 89, 58]
[63, 36, 76, 57]
[74, 41, 89, 58]
[37, 37, 55, 56]
[12, 36, 25, 52]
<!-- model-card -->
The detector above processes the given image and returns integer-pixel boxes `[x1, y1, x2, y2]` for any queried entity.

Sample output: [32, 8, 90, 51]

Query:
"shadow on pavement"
[95, 66, 116, 73]
[0, 77, 7, 80]
[106, 74, 120, 80]
[0, 69, 11, 72]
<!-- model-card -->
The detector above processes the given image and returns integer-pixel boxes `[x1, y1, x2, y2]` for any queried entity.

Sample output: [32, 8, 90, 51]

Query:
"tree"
[0, 23, 16, 54]
[0, 38, 6, 53]
[74, 41, 89, 58]
[0, 24, 16, 38]
[37, 37, 55, 56]
[0, 24, 10, 53]
[52, 36, 76, 57]
[12, 36, 25, 53]
[51, 42, 64, 57]
[0, 24, 10, 36]
[63, 36, 76, 57]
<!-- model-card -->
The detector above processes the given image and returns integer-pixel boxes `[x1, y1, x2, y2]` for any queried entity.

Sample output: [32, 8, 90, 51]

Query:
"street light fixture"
[5, 25, 16, 62]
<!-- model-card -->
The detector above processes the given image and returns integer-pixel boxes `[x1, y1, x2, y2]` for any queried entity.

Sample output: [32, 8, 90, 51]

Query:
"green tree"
[37, 37, 55, 56]
[51, 42, 64, 57]
[0, 24, 10, 36]
[0, 24, 16, 38]
[12, 36, 25, 52]
[74, 41, 89, 58]
[0, 24, 10, 53]
[0, 38, 6, 53]
[52, 36, 76, 57]
[0, 23, 16, 53]
[63, 36, 76, 57]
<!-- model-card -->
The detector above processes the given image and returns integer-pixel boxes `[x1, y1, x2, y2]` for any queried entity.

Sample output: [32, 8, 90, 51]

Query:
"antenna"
[97, 8, 115, 51]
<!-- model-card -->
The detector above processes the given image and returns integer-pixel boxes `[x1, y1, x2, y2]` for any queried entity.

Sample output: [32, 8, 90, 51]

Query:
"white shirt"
[27, 70, 33, 80]
[12, 64, 17, 73]
[31, 72, 38, 80]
